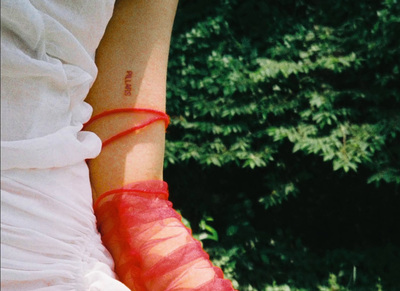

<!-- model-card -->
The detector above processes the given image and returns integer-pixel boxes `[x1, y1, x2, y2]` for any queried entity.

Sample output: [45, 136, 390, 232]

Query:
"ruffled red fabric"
[86, 108, 236, 290]
[94, 180, 236, 291]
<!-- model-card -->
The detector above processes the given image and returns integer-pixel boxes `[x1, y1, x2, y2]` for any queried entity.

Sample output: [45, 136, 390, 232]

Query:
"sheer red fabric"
[94, 180, 236, 291]
[86, 108, 236, 290]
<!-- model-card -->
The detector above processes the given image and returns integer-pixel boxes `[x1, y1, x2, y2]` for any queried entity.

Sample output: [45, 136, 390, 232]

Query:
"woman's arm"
[85, 0, 178, 199]
[85, 2, 236, 290]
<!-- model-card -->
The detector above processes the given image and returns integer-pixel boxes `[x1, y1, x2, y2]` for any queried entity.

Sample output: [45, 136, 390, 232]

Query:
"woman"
[1, 0, 235, 290]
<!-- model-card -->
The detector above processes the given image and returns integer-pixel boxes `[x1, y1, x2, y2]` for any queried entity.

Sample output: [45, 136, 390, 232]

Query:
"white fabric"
[1, 1, 130, 290]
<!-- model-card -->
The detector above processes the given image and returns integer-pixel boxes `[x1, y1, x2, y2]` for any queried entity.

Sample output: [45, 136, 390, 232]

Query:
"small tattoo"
[124, 70, 133, 96]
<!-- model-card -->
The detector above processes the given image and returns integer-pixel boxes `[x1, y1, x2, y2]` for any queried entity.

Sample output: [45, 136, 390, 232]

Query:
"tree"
[165, 0, 400, 289]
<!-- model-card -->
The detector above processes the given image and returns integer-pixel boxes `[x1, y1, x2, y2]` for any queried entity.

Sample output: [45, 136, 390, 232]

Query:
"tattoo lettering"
[124, 70, 133, 96]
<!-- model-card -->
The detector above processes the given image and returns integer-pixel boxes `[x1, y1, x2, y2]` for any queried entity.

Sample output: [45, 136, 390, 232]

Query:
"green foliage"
[167, 0, 399, 190]
[166, 0, 400, 289]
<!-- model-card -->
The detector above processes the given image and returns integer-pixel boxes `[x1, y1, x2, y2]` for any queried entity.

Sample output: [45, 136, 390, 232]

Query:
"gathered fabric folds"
[1, 166, 130, 291]
[1, 0, 131, 290]
[95, 180, 236, 291]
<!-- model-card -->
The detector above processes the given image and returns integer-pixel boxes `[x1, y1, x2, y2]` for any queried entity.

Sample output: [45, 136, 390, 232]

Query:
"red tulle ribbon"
[94, 180, 236, 291]
[83, 108, 170, 147]
[86, 108, 236, 290]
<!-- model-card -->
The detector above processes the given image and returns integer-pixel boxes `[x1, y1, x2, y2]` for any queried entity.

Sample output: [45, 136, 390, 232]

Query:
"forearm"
[85, 2, 236, 290]
[85, 0, 179, 198]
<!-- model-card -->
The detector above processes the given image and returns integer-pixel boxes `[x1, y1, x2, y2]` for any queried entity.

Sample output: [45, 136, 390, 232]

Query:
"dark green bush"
[165, 0, 400, 289]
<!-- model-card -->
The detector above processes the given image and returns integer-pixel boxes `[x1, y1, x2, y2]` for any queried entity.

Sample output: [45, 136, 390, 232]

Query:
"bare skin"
[84, 2, 223, 289]
[85, 0, 179, 199]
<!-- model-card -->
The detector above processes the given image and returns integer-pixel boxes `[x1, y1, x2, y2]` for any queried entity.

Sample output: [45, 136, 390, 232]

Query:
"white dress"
[1, 1, 130, 290]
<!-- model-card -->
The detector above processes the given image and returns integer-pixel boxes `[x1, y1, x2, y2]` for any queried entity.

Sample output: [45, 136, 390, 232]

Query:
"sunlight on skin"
[85, 0, 178, 198]
[84, 1, 233, 290]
